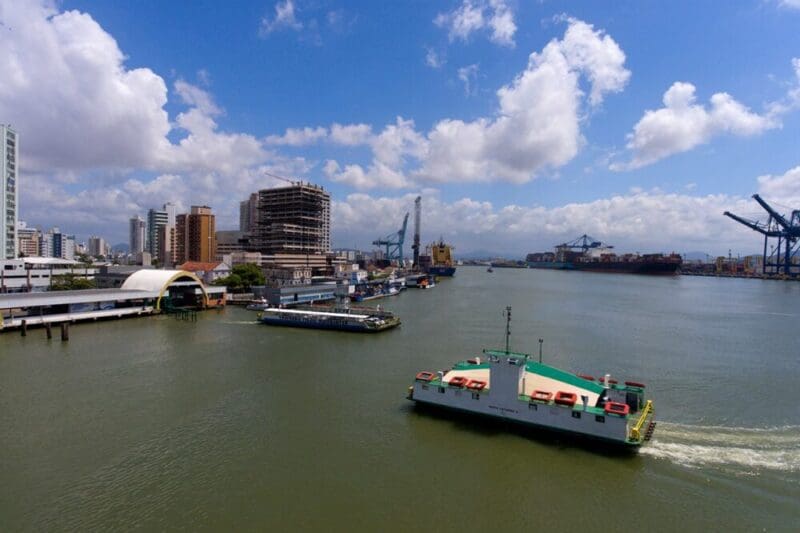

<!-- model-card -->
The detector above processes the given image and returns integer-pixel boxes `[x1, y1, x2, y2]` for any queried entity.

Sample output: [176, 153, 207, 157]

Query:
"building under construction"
[255, 183, 331, 255]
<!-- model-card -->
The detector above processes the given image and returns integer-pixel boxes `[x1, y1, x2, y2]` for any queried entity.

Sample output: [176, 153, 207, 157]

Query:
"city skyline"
[1, 1, 800, 256]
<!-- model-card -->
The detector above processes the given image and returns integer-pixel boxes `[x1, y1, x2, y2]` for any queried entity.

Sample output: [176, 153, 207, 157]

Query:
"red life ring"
[466, 380, 487, 391]
[554, 391, 577, 407]
[448, 376, 469, 388]
[531, 390, 553, 402]
[604, 402, 630, 416]
[415, 371, 436, 382]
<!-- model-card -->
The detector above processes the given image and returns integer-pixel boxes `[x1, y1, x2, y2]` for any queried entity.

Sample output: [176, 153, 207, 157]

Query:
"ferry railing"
[629, 400, 653, 442]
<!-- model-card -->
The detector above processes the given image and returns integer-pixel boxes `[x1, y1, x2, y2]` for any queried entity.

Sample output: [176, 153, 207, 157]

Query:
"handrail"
[629, 400, 653, 442]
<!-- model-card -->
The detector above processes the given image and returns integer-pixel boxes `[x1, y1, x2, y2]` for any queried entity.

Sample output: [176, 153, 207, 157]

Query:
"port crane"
[724, 195, 800, 277]
[556, 234, 609, 252]
[412, 196, 421, 270]
[373, 212, 409, 264]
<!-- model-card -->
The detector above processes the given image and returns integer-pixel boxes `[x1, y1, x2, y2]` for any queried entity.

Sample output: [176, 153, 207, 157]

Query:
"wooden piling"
[45, 322, 52, 339]
[60, 323, 69, 341]
[21, 320, 27, 336]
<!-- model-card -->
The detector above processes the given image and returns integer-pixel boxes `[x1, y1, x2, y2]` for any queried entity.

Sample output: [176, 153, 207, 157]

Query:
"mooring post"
[21, 319, 27, 336]
[45, 322, 52, 339]
[60, 323, 69, 341]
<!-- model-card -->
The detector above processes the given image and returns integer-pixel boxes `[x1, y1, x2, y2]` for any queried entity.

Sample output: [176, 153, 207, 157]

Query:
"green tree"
[212, 264, 264, 292]
[50, 273, 96, 290]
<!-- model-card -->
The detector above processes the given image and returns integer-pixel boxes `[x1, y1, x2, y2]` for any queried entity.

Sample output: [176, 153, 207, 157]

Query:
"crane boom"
[722, 211, 777, 236]
[412, 196, 421, 269]
[752, 194, 796, 232]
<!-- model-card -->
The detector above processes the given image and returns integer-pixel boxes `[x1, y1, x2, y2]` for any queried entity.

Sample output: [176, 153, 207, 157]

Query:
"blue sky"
[2, 0, 800, 255]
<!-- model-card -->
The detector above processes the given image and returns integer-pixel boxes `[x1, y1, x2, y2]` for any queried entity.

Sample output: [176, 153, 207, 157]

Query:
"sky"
[1, 0, 800, 256]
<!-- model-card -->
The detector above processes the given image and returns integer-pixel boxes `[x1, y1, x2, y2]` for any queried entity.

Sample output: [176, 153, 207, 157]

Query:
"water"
[1, 267, 799, 530]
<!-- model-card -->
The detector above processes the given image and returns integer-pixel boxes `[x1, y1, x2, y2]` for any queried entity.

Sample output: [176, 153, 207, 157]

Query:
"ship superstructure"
[426, 239, 456, 276]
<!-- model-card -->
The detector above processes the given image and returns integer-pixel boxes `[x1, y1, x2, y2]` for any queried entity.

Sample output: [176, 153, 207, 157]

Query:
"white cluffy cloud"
[612, 83, 778, 170]
[419, 17, 630, 184]
[259, 0, 303, 36]
[275, 18, 630, 189]
[435, 0, 517, 47]
[613, 59, 800, 171]
[757, 166, 800, 207]
[458, 64, 480, 96]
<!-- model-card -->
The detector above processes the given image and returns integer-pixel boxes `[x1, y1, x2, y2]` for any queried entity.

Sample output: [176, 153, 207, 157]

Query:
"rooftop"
[0, 289, 160, 310]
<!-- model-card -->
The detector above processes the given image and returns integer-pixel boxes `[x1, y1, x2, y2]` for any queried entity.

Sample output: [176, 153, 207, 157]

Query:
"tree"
[212, 264, 264, 292]
[50, 273, 96, 290]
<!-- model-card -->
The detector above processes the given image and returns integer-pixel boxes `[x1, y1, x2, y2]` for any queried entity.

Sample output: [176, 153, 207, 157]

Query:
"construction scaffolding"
[255, 183, 331, 255]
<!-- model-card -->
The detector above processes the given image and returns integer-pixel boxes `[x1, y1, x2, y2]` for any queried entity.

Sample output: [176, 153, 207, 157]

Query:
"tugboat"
[407, 307, 656, 450]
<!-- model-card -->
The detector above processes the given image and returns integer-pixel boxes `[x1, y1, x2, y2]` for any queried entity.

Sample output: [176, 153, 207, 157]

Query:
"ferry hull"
[260, 316, 399, 333]
[408, 383, 641, 449]
[410, 399, 640, 453]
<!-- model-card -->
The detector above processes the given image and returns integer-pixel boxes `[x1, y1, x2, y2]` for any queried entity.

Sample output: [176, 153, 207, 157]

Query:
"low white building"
[0, 257, 98, 292]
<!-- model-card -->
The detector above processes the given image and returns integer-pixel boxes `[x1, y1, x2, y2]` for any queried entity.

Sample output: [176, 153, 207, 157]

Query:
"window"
[471, 393, 480, 400]
[571, 411, 581, 419]
[528, 403, 537, 411]
[438, 387, 445, 394]
[595, 415, 605, 423]
[421, 385, 429, 391]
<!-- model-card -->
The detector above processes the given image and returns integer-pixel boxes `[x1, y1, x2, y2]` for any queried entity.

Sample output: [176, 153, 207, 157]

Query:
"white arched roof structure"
[121, 269, 207, 310]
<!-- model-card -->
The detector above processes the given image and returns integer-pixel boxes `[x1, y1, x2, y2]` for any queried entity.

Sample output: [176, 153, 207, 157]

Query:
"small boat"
[259, 306, 400, 333]
[246, 297, 269, 311]
[407, 307, 655, 451]
[487, 267, 494, 273]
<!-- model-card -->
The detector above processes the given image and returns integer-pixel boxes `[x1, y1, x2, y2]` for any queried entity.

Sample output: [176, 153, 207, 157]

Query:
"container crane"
[724, 194, 800, 277]
[373, 212, 409, 264]
[412, 196, 421, 270]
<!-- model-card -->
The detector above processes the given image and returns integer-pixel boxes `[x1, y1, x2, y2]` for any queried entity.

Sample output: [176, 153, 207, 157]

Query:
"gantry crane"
[373, 212, 409, 264]
[724, 194, 800, 277]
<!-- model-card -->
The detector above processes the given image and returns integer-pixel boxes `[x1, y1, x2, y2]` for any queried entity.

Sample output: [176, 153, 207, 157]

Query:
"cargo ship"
[527, 234, 681, 275]
[407, 308, 656, 450]
[425, 239, 456, 276]
[258, 305, 400, 333]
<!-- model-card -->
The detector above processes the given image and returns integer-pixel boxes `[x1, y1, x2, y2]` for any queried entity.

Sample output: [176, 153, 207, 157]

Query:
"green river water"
[1, 267, 799, 531]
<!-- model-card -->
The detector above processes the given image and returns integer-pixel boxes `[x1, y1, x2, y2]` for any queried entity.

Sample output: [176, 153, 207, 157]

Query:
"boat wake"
[641, 422, 800, 472]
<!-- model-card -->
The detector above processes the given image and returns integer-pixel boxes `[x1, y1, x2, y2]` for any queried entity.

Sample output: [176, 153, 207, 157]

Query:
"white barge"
[407, 310, 655, 450]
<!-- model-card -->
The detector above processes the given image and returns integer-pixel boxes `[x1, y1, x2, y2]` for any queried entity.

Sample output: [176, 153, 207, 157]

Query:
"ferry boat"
[407, 308, 656, 450]
[259, 306, 400, 333]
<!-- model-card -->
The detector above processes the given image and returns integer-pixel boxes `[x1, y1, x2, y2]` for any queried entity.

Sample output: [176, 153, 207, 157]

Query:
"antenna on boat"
[503, 306, 511, 353]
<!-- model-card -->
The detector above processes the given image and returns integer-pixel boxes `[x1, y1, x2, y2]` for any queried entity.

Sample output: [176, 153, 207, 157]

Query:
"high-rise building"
[239, 193, 258, 233]
[147, 208, 168, 260]
[39, 227, 75, 260]
[87, 235, 107, 258]
[17, 221, 40, 257]
[163, 202, 177, 226]
[255, 183, 331, 255]
[129, 215, 145, 255]
[2, 124, 19, 259]
[157, 224, 176, 267]
[175, 205, 216, 264]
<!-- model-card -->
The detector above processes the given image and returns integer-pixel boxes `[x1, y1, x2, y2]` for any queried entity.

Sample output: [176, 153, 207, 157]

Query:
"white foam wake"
[641, 422, 800, 472]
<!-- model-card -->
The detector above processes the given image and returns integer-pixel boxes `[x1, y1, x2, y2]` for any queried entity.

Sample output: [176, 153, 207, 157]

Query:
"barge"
[407, 309, 655, 450]
[258, 306, 400, 333]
